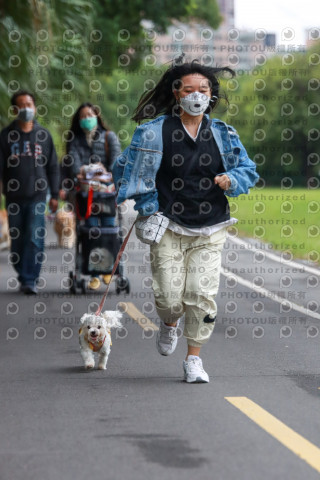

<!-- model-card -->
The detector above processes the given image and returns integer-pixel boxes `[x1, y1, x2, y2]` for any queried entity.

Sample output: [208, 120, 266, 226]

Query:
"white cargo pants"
[150, 227, 227, 347]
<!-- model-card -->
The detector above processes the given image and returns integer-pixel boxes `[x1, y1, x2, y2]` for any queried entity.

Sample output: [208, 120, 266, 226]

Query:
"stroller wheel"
[69, 271, 76, 294]
[116, 276, 129, 290]
[116, 276, 130, 295]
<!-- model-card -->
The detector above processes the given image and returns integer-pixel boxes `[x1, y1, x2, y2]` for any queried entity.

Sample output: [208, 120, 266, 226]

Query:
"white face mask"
[179, 91, 210, 116]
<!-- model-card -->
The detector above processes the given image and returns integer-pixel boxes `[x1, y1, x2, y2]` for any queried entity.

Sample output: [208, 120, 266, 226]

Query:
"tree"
[220, 42, 320, 187]
[0, 0, 96, 156]
[91, 0, 222, 72]
[0, 0, 222, 154]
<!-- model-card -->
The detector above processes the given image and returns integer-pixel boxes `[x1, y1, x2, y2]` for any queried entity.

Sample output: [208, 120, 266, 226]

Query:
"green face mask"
[79, 116, 98, 131]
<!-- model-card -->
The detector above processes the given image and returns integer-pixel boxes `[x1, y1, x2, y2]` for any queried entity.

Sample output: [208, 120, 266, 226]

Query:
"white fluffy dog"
[79, 310, 122, 370]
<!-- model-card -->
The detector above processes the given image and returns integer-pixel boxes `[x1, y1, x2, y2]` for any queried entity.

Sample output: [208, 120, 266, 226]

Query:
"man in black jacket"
[0, 90, 59, 294]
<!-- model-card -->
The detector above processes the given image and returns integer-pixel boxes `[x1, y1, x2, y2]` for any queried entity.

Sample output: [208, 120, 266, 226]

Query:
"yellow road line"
[122, 302, 159, 331]
[225, 396, 320, 473]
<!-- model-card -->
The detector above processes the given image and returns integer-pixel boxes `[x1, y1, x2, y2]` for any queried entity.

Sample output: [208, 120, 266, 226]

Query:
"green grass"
[229, 188, 320, 263]
[1, 189, 319, 264]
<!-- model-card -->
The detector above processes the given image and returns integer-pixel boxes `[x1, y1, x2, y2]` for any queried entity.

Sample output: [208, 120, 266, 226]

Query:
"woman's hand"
[49, 198, 58, 213]
[214, 174, 231, 191]
[59, 189, 67, 201]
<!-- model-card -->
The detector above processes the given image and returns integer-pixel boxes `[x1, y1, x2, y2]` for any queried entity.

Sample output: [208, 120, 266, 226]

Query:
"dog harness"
[79, 329, 112, 352]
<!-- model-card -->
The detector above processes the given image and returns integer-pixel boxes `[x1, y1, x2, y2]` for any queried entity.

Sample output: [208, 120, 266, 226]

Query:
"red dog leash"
[95, 219, 136, 315]
[75, 186, 94, 220]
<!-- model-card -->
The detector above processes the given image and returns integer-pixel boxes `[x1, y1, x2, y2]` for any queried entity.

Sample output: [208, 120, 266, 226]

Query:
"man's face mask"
[17, 107, 35, 122]
[179, 91, 211, 116]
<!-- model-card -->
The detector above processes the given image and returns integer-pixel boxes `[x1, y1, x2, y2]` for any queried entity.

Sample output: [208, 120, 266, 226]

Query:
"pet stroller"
[68, 165, 130, 295]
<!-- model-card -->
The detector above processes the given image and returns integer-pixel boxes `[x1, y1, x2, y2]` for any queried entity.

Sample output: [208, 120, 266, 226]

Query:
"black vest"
[156, 115, 230, 228]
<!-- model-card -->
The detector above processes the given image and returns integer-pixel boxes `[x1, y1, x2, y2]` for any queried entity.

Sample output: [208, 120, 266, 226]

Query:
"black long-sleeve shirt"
[0, 120, 59, 203]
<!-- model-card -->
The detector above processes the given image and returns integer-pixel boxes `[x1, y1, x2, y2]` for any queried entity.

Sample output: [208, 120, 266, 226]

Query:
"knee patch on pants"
[203, 314, 216, 323]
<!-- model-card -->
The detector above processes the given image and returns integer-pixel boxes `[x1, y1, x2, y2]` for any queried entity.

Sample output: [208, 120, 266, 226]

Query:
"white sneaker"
[156, 320, 180, 356]
[183, 356, 209, 383]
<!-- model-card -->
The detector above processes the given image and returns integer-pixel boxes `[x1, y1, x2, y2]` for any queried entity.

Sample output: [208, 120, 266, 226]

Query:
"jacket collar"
[10, 119, 40, 133]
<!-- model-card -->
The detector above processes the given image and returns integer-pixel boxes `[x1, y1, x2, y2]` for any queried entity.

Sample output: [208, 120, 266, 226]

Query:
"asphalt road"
[0, 204, 319, 480]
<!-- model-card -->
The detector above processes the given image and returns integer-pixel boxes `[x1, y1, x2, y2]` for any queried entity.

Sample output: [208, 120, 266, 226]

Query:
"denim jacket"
[112, 115, 259, 216]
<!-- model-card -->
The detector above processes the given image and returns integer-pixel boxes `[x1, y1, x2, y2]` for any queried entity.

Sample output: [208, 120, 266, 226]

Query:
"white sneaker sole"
[156, 337, 177, 356]
[185, 376, 209, 383]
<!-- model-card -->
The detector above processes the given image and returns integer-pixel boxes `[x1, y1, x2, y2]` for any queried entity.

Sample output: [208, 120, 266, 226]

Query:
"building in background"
[305, 27, 320, 48]
[150, 0, 277, 70]
[216, 0, 235, 29]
